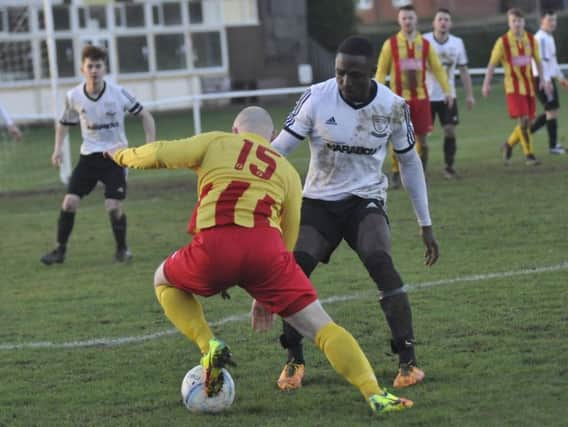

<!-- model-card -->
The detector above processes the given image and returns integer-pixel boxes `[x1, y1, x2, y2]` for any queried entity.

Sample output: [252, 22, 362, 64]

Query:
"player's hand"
[465, 96, 475, 110]
[482, 83, 491, 98]
[8, 125, 22, 141]
[446, 96, 454, 109]
[559, 78, 568, 90]
[421, 225, 439, 267]
[51, 150, 63, 168]
[251, 299, 275, 332]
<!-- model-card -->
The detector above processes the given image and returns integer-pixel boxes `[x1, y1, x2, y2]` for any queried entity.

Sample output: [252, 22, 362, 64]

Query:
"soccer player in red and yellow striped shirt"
[482, 8, 552, 166]
[110, 106, 413, 415]
[376, 5, 452, 185]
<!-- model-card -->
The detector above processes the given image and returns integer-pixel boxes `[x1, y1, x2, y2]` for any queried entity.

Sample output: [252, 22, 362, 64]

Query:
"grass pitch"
[1, 88, 567, 426]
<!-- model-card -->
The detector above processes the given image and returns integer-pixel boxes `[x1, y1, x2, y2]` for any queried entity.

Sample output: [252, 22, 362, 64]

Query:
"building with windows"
[0, 0, 308, 119]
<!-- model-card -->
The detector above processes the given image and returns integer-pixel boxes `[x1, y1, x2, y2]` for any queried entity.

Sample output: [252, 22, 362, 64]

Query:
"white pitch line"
[1, 261, 566, 351]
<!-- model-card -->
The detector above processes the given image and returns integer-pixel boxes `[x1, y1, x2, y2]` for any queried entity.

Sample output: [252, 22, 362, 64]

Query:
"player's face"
[541, 14, 557, 32]
[433, 12, 451, 33]
[398, 10, 417, 33]
[508, 15, 525, 34]
[335, 53, 375, 103]
[81, 58, 106, 85]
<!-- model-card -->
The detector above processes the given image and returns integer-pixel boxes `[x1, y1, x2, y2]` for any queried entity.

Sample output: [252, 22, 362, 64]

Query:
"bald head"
[232, 106, 275, 141]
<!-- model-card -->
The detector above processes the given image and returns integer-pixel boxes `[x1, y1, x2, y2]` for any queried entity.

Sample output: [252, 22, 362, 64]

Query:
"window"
[117, 36, 149, 74]
[40, 39, 75, 78]
[191, 32, 222, 68]
[52, 5, 71, 31]
[188, 0, 203, 24]
[8, 7, 29, 33]
[115, 4, 145, 28]
[78, 6, 107, 30]
[0, 41, 33, 81]
[155, 34, 186, 70]
[153, 2, 182, 26]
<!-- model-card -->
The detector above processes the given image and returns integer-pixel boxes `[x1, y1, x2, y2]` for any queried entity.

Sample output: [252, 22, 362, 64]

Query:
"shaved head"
[232, 106, 275, 141]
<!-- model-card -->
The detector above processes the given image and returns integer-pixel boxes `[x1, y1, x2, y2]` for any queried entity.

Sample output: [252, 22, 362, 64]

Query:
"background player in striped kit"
[41, 45, 155, 265]
[376, 4, 452, 187]
[482, 8, 551, 166]
[530, 9, 568, 155]
[424, 8, 475, 179]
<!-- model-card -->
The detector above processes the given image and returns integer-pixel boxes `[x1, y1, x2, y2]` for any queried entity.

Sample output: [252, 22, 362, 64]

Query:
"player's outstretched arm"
[111, 136, 209, 170]
[139, 109, 156, 142]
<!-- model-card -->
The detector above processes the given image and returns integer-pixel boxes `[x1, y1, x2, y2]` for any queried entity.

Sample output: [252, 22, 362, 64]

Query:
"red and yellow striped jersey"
[489, 30, 541, 96]
[112, 131, 303, 251]
[376, 31, 450, 101]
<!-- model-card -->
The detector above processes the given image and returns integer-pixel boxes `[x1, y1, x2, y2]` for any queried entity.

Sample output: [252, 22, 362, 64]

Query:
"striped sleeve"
[283, 88, 312, 139]
[120, 87, 143, 116]
[391, 101, 415, 154]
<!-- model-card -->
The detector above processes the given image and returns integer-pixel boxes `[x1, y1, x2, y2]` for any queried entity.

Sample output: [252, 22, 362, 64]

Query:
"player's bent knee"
[283, 300, 332, 341]
[362, 250, 404, 293]
[153, 261, 170, 288]
[62, 194, 80, 212]
[105, 199, 123, 216]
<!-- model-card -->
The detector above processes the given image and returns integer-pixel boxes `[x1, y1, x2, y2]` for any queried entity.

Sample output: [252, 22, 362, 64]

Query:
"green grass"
[1, 87, 568, 426]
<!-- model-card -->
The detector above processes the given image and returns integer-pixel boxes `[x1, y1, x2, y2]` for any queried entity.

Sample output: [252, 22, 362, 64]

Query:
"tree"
[307, 0, 356, 51]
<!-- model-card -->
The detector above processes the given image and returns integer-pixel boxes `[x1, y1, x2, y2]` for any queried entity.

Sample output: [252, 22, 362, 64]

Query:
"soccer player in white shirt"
[530, 9, 568, 154]
[424, 8, 475, 179]
[267, 36, 439, 391]
[41, 45, 155, 265]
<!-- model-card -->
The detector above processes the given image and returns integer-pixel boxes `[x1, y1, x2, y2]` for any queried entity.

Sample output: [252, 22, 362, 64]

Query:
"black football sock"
[379, 292, 416, 366]
[546, 118, 558, 148]
[530, 114, 546, 133]
[110, 213, 127, 250]
[443, 136, 456, 169]
[56, 210, 75, 249]
[281, 321, 305, 365]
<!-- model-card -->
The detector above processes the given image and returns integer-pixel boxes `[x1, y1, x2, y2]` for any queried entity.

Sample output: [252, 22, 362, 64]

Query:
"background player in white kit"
[424, 8, 475, 179]
[41, 45, 155, 265]
[265, 36, 439, 391]
[530, 9, 568, 154]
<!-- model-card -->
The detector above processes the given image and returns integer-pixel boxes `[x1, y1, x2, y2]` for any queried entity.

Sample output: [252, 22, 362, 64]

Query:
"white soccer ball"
[181, 365, 236, 413]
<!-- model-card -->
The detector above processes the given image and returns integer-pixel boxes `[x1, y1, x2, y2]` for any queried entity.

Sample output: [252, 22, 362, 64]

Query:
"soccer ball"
[181, 365, 235, 413]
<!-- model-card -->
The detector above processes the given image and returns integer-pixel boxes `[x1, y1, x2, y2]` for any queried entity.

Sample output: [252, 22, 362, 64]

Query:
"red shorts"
[506, 94, 536, 119]
[407, 98, 433, 135]
[163, 225, 317, 317]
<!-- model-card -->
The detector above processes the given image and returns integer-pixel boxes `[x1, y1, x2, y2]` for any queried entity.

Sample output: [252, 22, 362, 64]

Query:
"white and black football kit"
[272, 78, 433, 368]
[423, 32, 468, 125]
[532, 30, 561, 111]
[61, 80, 143, 199]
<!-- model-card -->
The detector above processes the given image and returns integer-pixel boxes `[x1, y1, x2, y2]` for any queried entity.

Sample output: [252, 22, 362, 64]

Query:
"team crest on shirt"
[371, 115, 389, 138]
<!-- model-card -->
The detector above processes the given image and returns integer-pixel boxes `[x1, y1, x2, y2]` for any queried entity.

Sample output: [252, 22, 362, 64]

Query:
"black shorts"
[296, 196, 389, 263]
[535, 77, 559, 111]
[431, 100, 459, 126]
[67, 153, 127, 200]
